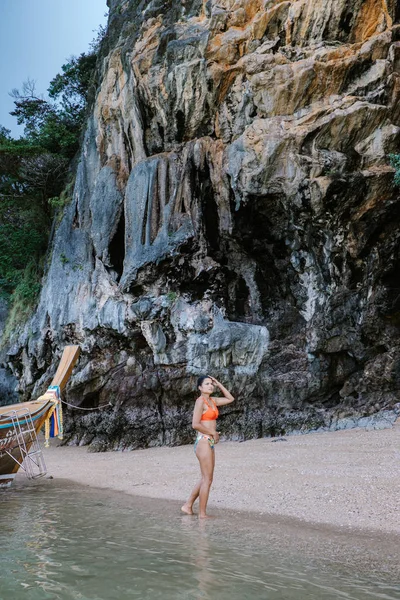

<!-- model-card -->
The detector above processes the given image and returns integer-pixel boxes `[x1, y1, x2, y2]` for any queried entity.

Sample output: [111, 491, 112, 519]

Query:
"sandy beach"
[25, 421, 400, 535]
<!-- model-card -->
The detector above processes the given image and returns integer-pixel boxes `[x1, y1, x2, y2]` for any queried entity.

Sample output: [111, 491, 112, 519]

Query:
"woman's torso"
[199, 397, 218, 435]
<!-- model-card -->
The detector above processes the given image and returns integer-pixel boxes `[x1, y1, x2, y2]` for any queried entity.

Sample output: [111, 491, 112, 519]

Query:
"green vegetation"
[60, 253, 70, 266]
[1, 261, 43, 343]
[10, 50, 97, 159]
[389, 154, 400, 187]
[166, 291, 178, 302]
[0, 26, 106, 340]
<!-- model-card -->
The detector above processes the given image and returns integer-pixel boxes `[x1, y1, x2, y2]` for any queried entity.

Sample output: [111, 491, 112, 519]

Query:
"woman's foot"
[181, 503, 194, 515]
[199, 514, 214, 519]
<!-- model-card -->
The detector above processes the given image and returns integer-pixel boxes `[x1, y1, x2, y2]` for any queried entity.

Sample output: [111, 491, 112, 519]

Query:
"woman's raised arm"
[210, 377, 234, 406]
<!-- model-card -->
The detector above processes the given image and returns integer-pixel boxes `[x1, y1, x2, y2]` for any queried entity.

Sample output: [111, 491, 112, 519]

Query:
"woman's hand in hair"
[209, 377, 235, 405]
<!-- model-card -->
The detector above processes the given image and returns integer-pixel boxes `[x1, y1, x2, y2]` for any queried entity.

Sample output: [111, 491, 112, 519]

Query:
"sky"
[0, 0, 108, 137]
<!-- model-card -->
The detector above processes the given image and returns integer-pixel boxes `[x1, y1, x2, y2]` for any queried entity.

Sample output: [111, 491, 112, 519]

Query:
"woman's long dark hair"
[197, 375, 212, 390]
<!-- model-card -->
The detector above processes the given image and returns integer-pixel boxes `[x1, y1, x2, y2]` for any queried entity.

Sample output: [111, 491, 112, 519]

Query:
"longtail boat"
[0, 345, 80, 488]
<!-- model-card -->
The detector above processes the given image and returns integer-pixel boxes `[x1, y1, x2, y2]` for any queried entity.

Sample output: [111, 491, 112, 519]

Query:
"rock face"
[3, 0, 400, 448]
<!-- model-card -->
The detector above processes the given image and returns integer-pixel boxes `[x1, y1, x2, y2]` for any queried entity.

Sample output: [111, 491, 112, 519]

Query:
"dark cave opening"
[109, 210, 125, 280]
[327, 351, 358, 387]
[72, 203, 80, 229]
[179, 275, 212, 301]
[233, 194, 289, 301]
[131, 329, 149, 351]
[158, 123, 165, 145]
[123, 128, 133, 172]
[332, 255, 344, 274]
[141, 193, 149, 246]
[127, 283, 145, 297]
[235, 276, 249, 317]
[190, 159, 220, 252]
[380, 265, 400, 322]
[203, 182, 220, 252]
[396, 1, 400, 23]
[150, 178, 162, 244]
[176, 110, 185, 143]
[338, 11, 353, 36]
[225, 272, 251, 321]
[79, 391, 100, 409]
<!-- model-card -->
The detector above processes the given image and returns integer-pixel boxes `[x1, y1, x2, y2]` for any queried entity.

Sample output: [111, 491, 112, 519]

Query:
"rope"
[60, 399, 112, 411]
[43, 389, 111, 446]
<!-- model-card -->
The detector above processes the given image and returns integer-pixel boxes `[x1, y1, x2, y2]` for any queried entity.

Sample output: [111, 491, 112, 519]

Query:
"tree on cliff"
[0, 49, 100, 335]
[11, 51, 97, 159]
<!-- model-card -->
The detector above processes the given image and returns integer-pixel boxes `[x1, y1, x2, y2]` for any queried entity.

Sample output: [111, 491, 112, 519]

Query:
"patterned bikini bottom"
[194, 433, 215, 453]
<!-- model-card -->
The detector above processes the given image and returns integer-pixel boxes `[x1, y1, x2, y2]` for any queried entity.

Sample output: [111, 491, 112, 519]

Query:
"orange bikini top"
[201, 397, 219, 421]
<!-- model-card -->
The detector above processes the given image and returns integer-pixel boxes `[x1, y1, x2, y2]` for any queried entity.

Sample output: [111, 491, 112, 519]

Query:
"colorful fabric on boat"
[44, 385, 63, 447]
[50, 413, 59, 437]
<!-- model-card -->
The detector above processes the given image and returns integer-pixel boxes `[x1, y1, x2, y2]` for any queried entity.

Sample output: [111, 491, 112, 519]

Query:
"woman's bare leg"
[181, 480, 202, 515]
[196, 441, 215, 519]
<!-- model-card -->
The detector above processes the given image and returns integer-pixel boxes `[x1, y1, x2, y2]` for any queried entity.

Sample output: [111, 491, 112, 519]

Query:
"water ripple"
[1, 480, 399, 600]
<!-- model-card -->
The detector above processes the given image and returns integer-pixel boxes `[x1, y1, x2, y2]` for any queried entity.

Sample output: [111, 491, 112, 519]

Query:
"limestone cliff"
[4, 0, 400, 448]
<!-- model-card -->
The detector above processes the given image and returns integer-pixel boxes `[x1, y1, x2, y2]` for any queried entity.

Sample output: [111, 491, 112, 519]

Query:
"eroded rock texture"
[4, 0, 400, 448]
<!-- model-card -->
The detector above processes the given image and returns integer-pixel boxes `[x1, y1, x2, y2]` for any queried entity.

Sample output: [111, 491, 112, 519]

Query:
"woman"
[181, 375, 234, 519]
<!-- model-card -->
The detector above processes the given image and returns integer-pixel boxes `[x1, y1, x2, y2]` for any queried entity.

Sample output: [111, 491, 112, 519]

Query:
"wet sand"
[27, 420, 400, 536]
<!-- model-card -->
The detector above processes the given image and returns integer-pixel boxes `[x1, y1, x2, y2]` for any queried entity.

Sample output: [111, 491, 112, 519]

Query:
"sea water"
[0, 479, 399, 600]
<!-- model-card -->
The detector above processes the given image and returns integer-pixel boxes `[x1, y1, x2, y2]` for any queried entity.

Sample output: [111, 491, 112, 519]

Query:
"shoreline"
[20, 421, 400, 537]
